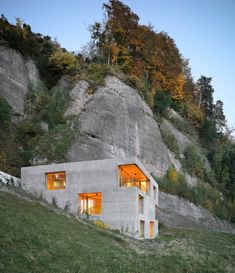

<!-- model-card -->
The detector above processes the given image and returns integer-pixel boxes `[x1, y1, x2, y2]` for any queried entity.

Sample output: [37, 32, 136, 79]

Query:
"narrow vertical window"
[139, 195, 144, 214]
[140, 220, 145, 238]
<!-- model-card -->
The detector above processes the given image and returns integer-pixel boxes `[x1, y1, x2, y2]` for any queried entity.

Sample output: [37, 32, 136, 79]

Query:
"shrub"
[17, 84, 79, 165]
[161, 132, 180, 157]
[168, 115, 198, 141]
[157, 168, 228, 220]
[182, 145, 205, 178]
[51, 197, 58, 208]
[227, 201, 235, 223]
[33, 123, 75, 162]
[64, 201, 71, 213]
[178, 101, 204, 128]
[93, 220, 109, 229]
[167, 166, 178, 182]
[158, 167, 190, 198]
[153, 90, 172, 116]
[0, 97, 11, 131]
[83, 63, 110, 90]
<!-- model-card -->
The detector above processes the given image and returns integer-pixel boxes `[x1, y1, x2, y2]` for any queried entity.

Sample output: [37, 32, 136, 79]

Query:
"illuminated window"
[46, 172, 66, 190]
[119, 164, 150, 194]
[150, 221, 154, 239]
[79, 192, 102, 215]
[140, 220, 145, 238]
[139, 195, 144, 214]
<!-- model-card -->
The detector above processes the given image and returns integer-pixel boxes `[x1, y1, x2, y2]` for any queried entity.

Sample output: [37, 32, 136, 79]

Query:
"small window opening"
[140, 220, 145, 238]
[139, 195, 144, 214]
[79, 192, 102, 215]
[46, 172, 66, 190]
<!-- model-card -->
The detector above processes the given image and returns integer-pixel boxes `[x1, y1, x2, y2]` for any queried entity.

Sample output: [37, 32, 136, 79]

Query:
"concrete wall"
[21, 157, 158, 239]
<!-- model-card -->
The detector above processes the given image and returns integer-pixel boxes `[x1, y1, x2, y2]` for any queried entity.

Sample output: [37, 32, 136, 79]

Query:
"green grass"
[0, 190, 235, 273]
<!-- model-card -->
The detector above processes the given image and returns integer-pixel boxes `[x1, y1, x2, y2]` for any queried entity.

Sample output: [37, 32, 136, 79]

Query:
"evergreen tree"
[214, 100, 226, 132]
[197, 76, 214, 119]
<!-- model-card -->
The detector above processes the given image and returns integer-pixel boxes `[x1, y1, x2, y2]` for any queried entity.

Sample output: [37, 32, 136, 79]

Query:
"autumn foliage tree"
[89, 0, 185, 106]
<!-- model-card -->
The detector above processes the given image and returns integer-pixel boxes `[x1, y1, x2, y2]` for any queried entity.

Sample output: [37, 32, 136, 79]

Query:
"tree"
[153, 90, 172, 115]
[196, 76, 214, 119]
[49, 47, 77, 75]
[214, 100, 226, 132]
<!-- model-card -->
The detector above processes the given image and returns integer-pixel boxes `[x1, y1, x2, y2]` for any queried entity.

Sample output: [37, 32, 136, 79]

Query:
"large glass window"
[79, 192, 102, 215]
[119, 164, 150, 194]
[46, 172, 66, 190]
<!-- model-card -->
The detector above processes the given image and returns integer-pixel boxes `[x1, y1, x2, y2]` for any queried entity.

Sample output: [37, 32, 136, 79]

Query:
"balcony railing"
[121, 179, 150, 194]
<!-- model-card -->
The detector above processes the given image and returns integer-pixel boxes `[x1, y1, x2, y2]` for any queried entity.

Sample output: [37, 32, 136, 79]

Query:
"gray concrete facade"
[21, 157, 158, 239]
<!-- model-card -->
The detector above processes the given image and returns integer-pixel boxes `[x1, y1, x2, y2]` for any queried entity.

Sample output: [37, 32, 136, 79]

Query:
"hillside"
[0, 0, 234, 233]
[0, 188, 235, 273]
[0, 43, 235, 232]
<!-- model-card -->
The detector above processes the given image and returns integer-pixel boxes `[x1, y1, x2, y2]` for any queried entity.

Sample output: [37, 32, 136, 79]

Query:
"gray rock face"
[159, 192, 235, 234]
[0, 46, 40, 115]
[67, 76, 171, 176]
[160, 118, 192, 154]
[64, 80, 91, 117]
[1, 47, 233, 234]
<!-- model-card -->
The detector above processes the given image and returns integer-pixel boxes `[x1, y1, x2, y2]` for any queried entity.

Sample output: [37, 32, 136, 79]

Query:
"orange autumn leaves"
[91, 0, 186, 103]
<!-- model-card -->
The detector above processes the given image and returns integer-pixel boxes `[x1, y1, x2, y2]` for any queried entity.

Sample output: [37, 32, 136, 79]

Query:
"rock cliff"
[67, 76, 171, 177]
[0, 46, 40, 116]
[0, 46, 234, 233]
[159, 192, 235, 234]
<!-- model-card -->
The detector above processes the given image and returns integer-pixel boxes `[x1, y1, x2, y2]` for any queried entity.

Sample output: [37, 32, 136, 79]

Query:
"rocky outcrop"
[67, 76, 171, 176]
[0, 46, 40, 115]
[159, 192, 235, 234]
[1, 46, 233, 233]
[64, 80, 91, 117]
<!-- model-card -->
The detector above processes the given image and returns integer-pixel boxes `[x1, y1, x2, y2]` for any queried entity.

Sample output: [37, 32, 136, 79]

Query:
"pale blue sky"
[1, 0, 235, 130]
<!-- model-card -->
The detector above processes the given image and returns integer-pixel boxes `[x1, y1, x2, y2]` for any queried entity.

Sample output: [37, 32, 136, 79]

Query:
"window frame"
[138, 194, 144, 214]
[79, 192, 102, 215]
[46, 171, 66, 190]
[140, 220, 145, 238]
[118, 164, 150, 195]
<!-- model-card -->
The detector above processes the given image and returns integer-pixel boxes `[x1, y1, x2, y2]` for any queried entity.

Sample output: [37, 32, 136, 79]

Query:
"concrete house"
[21, 157, 159, 239]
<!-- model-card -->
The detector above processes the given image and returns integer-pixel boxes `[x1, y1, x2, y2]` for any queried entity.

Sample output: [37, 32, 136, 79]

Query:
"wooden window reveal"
[47, 172, 66, 190]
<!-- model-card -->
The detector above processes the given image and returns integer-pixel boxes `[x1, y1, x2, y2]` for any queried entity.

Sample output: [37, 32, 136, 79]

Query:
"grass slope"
[0, 190, 235, 273]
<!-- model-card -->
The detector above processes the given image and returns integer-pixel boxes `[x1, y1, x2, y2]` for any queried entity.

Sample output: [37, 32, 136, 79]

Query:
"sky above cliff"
[1, 0, 235, 132]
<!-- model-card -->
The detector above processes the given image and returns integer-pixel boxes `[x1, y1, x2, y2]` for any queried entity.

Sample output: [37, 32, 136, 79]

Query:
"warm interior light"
[79, 192, 102, 215]
[47, 172, 66, 190]
[119, 164, 150, 194]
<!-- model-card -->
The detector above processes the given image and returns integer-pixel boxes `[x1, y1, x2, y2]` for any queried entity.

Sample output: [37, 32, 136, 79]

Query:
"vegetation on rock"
[0, 0, 234, 223]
